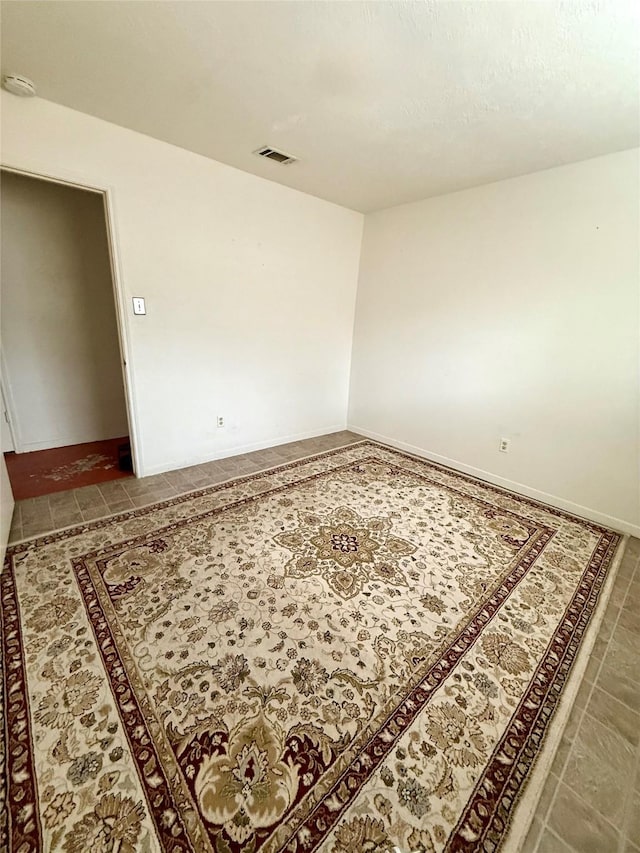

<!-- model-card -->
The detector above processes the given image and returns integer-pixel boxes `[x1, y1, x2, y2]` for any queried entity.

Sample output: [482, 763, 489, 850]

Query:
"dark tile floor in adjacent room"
[6, 430, 639, 853]
[4, 435, 132, 500]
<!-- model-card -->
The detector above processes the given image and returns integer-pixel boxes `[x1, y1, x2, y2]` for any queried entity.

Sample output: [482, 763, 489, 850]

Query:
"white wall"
[0, 455, 14, 564]
[1, 385, 14, 452]
[1, 93, 364, 475]
[349, 150, 640, 534]
[1, 172, 129, 451]
[4, 94, 635, 533]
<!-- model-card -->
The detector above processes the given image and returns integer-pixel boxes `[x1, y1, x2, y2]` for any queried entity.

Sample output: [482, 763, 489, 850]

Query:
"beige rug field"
[0, 441, 622, 852]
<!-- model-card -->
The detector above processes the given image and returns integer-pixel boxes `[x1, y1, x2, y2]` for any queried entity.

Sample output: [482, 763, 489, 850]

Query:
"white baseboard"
[348, 424, 640, 537]
[141, 423, 348, 478]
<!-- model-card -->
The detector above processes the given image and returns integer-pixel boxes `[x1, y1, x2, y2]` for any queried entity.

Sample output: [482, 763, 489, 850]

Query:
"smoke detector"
[3, 74, 36, 97]
[253, 146, 297, 165]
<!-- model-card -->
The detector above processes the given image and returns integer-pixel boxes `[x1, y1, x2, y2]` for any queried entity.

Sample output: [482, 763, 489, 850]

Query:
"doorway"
[1, 169, 137, 499]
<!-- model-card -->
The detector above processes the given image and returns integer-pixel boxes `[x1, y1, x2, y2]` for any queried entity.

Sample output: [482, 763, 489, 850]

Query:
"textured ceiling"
[1, 1, 639, 212]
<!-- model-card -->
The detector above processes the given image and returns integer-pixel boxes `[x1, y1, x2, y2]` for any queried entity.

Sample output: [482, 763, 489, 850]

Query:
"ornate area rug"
[1, 441, 622, 853]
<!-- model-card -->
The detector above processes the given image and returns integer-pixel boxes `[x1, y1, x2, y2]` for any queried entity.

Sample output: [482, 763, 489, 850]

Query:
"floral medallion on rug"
[1, 442, 622, 853]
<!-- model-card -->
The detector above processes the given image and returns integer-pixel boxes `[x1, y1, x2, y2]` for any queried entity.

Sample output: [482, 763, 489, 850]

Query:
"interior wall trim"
[348, 424, 640, 538]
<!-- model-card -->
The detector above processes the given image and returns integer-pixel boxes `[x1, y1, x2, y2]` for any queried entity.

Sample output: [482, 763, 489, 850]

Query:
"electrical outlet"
[217, 416, 225, 429]
[499, 438, 510, 453]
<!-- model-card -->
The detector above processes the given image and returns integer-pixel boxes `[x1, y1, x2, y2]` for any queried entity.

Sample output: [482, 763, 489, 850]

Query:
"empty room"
[0, 3, 638, 853]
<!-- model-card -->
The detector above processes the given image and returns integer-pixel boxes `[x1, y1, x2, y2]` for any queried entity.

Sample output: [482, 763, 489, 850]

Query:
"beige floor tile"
[185, 475, 222, 490]
[151, 486, 181, 499]
[21, 520, 51, 539]
[582, 652, 602, 685]
[102, 498, 134, 514]
[625, 579, 640, 609]
[162, 467, 197, 484]
[74, 485, 108, 508]
[611, 580, 631, 608]
[562, 715, 635, 825]
[561, 702, 585, 745]
[589, 633, 610, 664]
[34, 493, 53, 508]
[248, 450, 287, 467]
[123, 474, 170, 496]
[8, 513, 22, 543]
[598, 607, 620, 643]
[98, 480, 131, 500]
[49, 509, 83, 529]
[104, 490, 135, 507]
[280, 441, 314, 457]
[20, 507, 53, 527]
[22, 497, 51, 514]
[217, 460, 262, 478]
[623, 537, 640, 558]
[619, 556, 638, 581]
[618, 605, 640, 636]
[191, 459, 229, 475]
[533, 770, 560, 821]
[572, 677, 593, 712]
[548, 782, 619, 853]
[520, 816, 543, 853]
[549, 733, 574, 778]
[242, 449, 271, 466]
[126, 495, 154, 509]
[45, 493, 77, 509]
[584, 685, 640, 746]
[597, 628, 640, 714]
[20, 505, 49, 525]
[535, 827, 576, 853]
[160, 483, 183, 498]
[80, 503, 112, 521]
[47, 491, 79, 510]
[129, 490, 176, 508]
[10, 502, 22, 524]
[628, 791, 640, 846]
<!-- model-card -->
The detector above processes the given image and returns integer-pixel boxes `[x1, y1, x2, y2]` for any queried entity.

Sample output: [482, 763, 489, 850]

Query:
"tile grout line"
[542, 551, 639, 851]
[616, 557, 640, 853]
[544, 825, 576, 852]
[619, 746, 640, 853]
[535, 551, 638, 852]
[9, 438, 366, 542]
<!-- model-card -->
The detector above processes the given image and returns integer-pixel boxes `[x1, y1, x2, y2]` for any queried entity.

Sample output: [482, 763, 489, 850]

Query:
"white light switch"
[132, 297, 146, 315]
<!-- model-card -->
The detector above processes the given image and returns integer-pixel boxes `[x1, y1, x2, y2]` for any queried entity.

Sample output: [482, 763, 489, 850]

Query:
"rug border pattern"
[73, 558, 198, 853]
[1, 561, 43, 851]
[446, 531, 620, 851]
[1, 440, 623, 853]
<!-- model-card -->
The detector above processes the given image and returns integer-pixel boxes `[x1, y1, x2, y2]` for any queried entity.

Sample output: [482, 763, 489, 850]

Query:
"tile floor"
[6, 431, 640, 853]
[521, 535, 640, 853]
[8, 430, 364, 542]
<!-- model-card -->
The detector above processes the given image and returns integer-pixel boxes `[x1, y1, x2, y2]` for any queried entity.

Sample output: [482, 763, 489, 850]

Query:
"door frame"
[0, 359, 18, 452]
[0, 162, 142, 477]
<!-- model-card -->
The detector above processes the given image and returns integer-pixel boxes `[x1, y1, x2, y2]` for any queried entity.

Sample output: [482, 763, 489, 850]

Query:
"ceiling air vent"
[254, 146, 297, 165]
